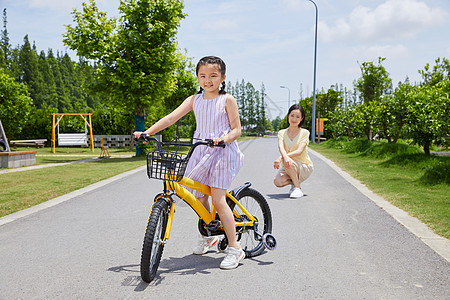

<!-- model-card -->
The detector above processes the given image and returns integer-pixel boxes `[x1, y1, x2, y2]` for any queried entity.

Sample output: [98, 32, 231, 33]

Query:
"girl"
[134, 56, 245, 270]
[273, 104, 313, 198]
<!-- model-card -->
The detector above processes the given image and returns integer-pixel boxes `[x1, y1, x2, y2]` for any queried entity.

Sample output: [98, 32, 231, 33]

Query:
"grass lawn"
[310, 142, 449, 239]
[0, 155, 146, 217]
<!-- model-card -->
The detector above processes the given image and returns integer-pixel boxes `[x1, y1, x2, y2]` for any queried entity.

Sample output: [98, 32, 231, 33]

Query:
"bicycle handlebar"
[135, 133, 225, 159]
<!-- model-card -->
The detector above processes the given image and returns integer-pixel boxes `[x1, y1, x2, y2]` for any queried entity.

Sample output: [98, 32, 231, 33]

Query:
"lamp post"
[280, 85, 291, 111]
[307, 0, 318, 143]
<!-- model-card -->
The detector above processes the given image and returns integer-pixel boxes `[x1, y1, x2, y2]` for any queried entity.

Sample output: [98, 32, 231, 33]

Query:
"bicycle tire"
[140, 199, 169, 283]
[233, 188, 273, 258]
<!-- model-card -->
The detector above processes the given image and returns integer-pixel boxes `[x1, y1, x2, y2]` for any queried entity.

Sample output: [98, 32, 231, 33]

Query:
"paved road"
[0, 137, 449, 299]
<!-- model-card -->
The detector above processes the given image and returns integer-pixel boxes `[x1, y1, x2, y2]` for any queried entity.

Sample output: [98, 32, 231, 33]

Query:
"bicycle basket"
[147, 150, 188, 182]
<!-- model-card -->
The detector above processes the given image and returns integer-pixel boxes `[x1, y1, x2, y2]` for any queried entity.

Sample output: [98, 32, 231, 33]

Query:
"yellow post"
[88, 113, 94, 152]
[51, 113, 55, 153]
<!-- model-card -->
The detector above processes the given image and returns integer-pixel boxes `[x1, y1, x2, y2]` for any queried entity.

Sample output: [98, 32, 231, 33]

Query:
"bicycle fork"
[147, 193, 176, 243]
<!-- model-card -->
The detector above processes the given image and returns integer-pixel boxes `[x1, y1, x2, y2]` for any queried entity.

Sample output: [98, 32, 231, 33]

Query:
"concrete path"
[0, 137, 448, 299]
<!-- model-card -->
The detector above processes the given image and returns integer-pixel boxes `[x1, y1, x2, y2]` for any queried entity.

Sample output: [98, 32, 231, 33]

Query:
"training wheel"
[218, 236, 228, 252]
[262, 233, 277, 250]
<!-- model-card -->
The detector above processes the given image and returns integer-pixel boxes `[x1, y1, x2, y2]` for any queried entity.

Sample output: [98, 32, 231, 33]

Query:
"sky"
[2, 0, 449, 119]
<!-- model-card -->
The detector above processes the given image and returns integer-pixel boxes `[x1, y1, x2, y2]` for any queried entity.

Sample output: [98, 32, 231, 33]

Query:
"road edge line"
[310, 148, 450, 263]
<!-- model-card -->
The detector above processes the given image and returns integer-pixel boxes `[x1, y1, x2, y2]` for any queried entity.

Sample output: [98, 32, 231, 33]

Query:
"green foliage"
[404, 79, 449, 154]
[419, 57, 450, 86]
[158, 52, 198, 137]
[361, 141, 421, 159]
[271, 116, 281, 132]
[327, 57, 449, 155]
[323, 137, 449, 186]
[18, 104, 58, 141]
[420, 161, 450, 185]
[343, 138, 373, 154]
[0, 67, 33, 139]
[355, 57, 392, 105]
[229, 80, 267, 134]
[63, 0, 186, 119]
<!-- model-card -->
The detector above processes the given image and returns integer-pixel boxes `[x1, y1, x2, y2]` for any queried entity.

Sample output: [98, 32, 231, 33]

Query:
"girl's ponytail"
[197, 87, 204, 94]
[220, 81, 226, 94]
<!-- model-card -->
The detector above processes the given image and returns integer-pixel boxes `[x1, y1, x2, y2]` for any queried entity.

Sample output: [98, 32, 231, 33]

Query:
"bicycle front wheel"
[234, 188, 272, 258]
[140, 199, 169, 283]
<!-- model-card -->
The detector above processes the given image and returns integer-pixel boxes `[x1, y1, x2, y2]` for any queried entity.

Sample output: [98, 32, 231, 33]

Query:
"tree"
[355, 57, 392, 105]
[1, 9, 9, 69]
[0, 68, 33, 140]
[18, 36, 45, 107]
[37, 50, 58, 108]
[402, 57, 450, 154]
[158, 52, 198, 137]
[354, 57, 392, 139]
[405, 81, 449, 154]
[419, 57, 450, 86]
[63, 0, 186, 140]
[271, 116, 281, 132]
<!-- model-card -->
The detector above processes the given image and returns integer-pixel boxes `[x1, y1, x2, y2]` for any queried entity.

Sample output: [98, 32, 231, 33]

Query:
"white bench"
[58, 133, 88, 146]
[10, 139, 47, 148]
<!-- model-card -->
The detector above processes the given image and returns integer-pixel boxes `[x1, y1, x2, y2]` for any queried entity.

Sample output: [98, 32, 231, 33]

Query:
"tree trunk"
[424, 140, 431, 155]
[134, 106, 146, 155]
[393, 121, 404, 143]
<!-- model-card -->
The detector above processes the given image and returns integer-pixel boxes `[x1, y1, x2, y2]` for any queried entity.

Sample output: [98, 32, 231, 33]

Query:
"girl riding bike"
[134, 56, 245, 269]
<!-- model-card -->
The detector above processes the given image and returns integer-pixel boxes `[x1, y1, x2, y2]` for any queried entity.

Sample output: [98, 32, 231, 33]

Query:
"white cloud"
[319, 0, 448, 43]
[278, 0, 310, 11]
[209, 19, 239, 31]
[335, 44, 410, 62]
[25, 0, 116, 13]
[361, 44, 410, 60]
[27, 0, 82, 11]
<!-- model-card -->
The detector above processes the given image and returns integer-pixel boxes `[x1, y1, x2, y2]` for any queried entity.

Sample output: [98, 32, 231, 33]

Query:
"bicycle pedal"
[206, 220, 221, 231]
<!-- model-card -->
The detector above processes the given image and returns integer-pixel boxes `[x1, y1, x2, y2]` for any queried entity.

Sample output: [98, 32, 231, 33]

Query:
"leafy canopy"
[63, 0, 186, 115]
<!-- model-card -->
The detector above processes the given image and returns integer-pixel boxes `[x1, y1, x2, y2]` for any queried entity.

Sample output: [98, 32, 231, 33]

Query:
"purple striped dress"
[184, 93, 244, 197]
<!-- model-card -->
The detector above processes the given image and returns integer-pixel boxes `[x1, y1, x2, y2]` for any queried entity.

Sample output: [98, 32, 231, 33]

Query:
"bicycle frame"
[138, 133, 276, 283]
[150, 173, 257, 242]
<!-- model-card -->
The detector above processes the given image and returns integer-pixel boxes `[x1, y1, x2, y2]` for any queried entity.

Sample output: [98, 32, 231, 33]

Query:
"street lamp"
[307, 0, 318, 143]
[280, 85, 291, 111]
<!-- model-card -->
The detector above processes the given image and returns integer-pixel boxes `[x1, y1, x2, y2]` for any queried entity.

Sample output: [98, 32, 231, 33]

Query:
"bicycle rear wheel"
[140, 199, 169, 283]
[233, 188, 272, 258]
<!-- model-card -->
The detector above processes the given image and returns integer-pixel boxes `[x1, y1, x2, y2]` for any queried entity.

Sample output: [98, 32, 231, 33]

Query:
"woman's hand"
[273, 157, 281, 169]
[283, 156, 295, 169]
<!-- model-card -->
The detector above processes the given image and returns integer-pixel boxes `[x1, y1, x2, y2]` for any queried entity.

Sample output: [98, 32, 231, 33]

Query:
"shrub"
[420, 161, 450, 185]
[362, 142, 422, 159]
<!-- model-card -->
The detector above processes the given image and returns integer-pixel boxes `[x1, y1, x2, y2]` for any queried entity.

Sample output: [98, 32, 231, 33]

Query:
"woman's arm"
[276, 132, 307, 168]
[221, 94, 242, 144]
[134, 95, 194, 138]
[285, 142, 307, 158]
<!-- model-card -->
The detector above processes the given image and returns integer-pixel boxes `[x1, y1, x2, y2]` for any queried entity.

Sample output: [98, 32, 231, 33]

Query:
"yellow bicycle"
[137, 134, 277, 283]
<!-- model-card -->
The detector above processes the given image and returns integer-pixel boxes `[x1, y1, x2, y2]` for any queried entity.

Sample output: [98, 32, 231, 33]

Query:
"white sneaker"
[220, 247, 245, 269]
[193, 236, 219, 255]
[290, 187, 304, 198]
[289, 185, 295, 194]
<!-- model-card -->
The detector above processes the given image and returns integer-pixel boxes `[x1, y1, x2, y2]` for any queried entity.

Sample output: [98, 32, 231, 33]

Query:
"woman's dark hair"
[196, 56, 227, 94]
[286, 104, 306, 127]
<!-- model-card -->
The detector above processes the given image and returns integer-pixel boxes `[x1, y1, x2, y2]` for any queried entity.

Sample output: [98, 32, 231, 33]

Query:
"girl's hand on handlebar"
[213, 137, 225, 146]
[133, 131, 143, 139]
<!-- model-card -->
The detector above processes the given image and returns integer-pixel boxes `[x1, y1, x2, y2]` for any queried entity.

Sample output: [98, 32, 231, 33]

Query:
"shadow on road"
[266, 193, 309, 200]
[108, 253, 223, 291]
[108, 251, 275, 291]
